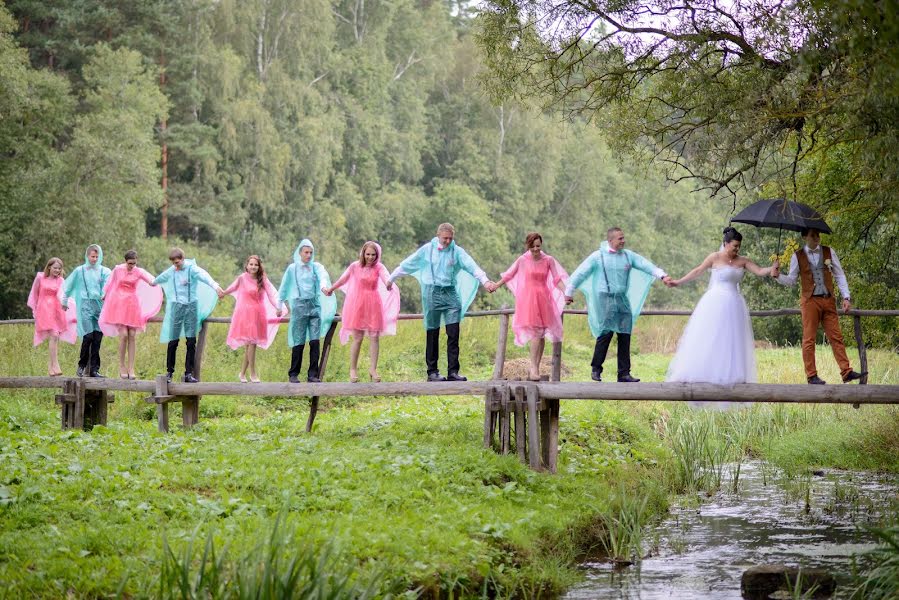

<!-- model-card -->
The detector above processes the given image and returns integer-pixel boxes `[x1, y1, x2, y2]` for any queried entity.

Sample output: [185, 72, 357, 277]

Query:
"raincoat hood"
[84, 244, 105, 268]
[294, 239, 315, 264]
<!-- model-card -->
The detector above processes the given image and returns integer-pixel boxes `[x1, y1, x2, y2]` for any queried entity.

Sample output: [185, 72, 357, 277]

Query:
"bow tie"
[808, 248, 821, 254]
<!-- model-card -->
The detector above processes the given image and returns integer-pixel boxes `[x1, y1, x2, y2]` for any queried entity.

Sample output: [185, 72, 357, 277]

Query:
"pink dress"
[501, 252, 569, 346]
[331, 261, 400, 345]
[224, 273, 280, 350]
[27, 273, 78, 346]
[99, 265, 163, 336]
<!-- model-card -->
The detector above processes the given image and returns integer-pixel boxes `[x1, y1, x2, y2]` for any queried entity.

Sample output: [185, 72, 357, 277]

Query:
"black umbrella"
[730, 198, 831, 252]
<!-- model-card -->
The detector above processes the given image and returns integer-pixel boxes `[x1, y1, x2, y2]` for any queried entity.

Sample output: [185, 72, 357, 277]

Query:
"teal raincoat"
[397, 238, 481, 330]
[154, 259, 219, 343]
[64, 244, 111, 337]
[569, 241, 658, 337]
[277, 239, 336, 347]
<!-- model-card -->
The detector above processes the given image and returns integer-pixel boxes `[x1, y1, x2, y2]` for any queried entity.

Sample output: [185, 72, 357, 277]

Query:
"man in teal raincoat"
[388, 223, 496, 381]
[152, 248, 223, 383]
[278, 239, 336, 383]
[64, 244, 111, 377]
[566, 227, 673, 382]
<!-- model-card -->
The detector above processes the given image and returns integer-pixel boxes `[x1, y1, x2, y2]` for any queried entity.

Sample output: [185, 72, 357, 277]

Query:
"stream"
[564, 461, 898, 599]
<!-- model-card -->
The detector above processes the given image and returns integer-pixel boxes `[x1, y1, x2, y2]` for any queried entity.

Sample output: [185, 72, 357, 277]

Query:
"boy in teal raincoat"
[566, 227, 672, 382]
[388, 223, 496, 381]
[278, 239, 336, 383]
[64, 244, 111, 377]
[152, 248, 223, 383]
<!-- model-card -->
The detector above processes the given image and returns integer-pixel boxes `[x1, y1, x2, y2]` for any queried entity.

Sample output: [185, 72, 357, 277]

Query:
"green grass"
[1, 315, 897, 598]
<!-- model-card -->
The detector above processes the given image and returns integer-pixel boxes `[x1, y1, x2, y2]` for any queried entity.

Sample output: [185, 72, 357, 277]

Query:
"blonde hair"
[436, 223, 455, 236]
[43, 257, 64, 277]
[358, 242, 380, 267]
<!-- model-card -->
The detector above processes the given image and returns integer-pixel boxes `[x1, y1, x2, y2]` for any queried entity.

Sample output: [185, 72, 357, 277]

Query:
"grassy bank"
[1, 315, 897, 598]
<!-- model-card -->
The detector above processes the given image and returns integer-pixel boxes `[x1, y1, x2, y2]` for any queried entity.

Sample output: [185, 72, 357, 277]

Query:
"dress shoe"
[427, 372, 447, 382]
[447, 372, 467, 382]
[842, 370, 867, 383]
[618, 374, 641, 383]
[166, 372, 173, 383]
[90, 371, 105, 378]
[307, 376, 321, 383]
[76, 366, 86, 377]
[591, 369, 602, 382]
[289, 375, 300, 384]
[183, 373, 199, 383]
[808, 375, 826, 385]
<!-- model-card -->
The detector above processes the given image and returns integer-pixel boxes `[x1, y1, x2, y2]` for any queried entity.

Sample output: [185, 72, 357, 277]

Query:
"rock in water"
[741, 565, 836, 599]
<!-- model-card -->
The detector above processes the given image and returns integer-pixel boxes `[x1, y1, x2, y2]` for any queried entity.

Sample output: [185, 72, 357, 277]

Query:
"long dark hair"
[245, 255, 265, 291]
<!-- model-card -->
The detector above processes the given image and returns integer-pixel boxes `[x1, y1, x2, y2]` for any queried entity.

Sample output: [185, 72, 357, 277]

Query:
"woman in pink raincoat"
[223, 255, 281, 382]
[323, 241, 400, 382]
[99, 250, 163, 379]
[494, 233, 569, 381]
[27, 257, 77, 375]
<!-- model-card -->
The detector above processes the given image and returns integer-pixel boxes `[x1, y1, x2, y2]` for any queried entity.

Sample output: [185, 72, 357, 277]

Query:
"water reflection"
[564, 461, 898, 599]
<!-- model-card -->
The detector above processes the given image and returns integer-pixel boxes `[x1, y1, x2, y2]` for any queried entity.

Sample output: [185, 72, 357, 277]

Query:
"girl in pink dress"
[494, 233, 570, 381]
[323, 241, 400, 382]
[223, 255, 281, 382]
[27, 257, 77, 375]
[99, 250, 163, 379]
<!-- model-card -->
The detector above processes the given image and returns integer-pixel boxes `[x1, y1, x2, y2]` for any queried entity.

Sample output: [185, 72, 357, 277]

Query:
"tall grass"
[157, 517, 397, 600]
[851, 526, 899, 600]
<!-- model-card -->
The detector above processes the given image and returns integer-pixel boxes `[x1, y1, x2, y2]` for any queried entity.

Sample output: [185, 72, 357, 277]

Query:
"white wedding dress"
[666, 265, 756, 410]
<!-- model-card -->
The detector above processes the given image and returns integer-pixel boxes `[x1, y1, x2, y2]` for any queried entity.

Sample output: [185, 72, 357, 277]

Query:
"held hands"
[386, 281, 393, 291]
[770, 259, 781, 278]
[484, 281, 498, 293]
[564, 296, 574, 305]
[215, 286, 225, 299]
[662, 275, 677, 288]
[322, 286, 332, 296]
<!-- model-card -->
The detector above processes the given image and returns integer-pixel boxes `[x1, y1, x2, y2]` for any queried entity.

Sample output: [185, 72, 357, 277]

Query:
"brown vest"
[797, 246, 834, 300]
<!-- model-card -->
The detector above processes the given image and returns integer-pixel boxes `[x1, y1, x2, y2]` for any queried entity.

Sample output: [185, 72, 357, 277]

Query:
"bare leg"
[127, 329, 137, 378]
[529, 337, 545, 380]
[49, 335, 61, 375]
[349, 333, 363, 381]
[247, 344, 259, 382]
[118, 334, 128, 377]
[369, 334, 380, 381]
[239, 348, 249, 382]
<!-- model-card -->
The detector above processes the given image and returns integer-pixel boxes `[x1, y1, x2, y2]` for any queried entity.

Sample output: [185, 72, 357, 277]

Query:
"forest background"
[1, 0, 896, 347]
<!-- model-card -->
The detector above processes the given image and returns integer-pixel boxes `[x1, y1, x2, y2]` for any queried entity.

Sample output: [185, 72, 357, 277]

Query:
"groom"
[775, 227, 866, 385]
[566, 227, 673, 382]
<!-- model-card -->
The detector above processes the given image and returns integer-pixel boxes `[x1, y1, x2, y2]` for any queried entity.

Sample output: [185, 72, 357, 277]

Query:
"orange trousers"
[800, 296, 852, 379]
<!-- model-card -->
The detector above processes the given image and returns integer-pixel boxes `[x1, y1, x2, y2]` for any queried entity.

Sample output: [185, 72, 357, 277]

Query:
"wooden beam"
[154, 375, 170, 433]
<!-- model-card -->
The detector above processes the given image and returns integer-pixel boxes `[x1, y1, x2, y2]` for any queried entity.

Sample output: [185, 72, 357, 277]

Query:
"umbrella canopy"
[730, 198, 831, 234]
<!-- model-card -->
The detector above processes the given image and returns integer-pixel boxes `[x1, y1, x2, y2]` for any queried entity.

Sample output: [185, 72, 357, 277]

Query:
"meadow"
[1, 314, 897, 598]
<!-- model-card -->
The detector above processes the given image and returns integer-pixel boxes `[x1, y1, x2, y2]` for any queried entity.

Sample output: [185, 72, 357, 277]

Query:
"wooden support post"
[83, 389, 110, 429]
[546, 398, 560, 474]
[492, 307, 510, 380]
[55, 379, 77, 430]
[72, 378, 85, 430]
[526, 385, 543, 471]
[551, 314, 563, 382]
[513, 385, 527, 463]
[306, 320, 338, 433]
[155, 375, 170, 433]
[853, 315, 868, 386]
[483, 386, 497, 449]
[499, 385, 511, 455]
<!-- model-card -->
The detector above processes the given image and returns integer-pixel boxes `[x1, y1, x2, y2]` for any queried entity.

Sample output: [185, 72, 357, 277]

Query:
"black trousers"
[167, 337, 197, 375]
[591, 331, 631, 378]
[425, 322, 460, 376]
[289, 341, 320, 379]
[78, 331, 103, 373]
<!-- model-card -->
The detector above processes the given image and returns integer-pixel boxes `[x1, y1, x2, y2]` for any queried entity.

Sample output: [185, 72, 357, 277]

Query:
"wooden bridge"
[1, 308, 897, 472]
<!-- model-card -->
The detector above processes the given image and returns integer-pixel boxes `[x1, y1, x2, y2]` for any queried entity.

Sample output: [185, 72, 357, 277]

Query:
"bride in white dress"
[666, 227, 779, 410]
